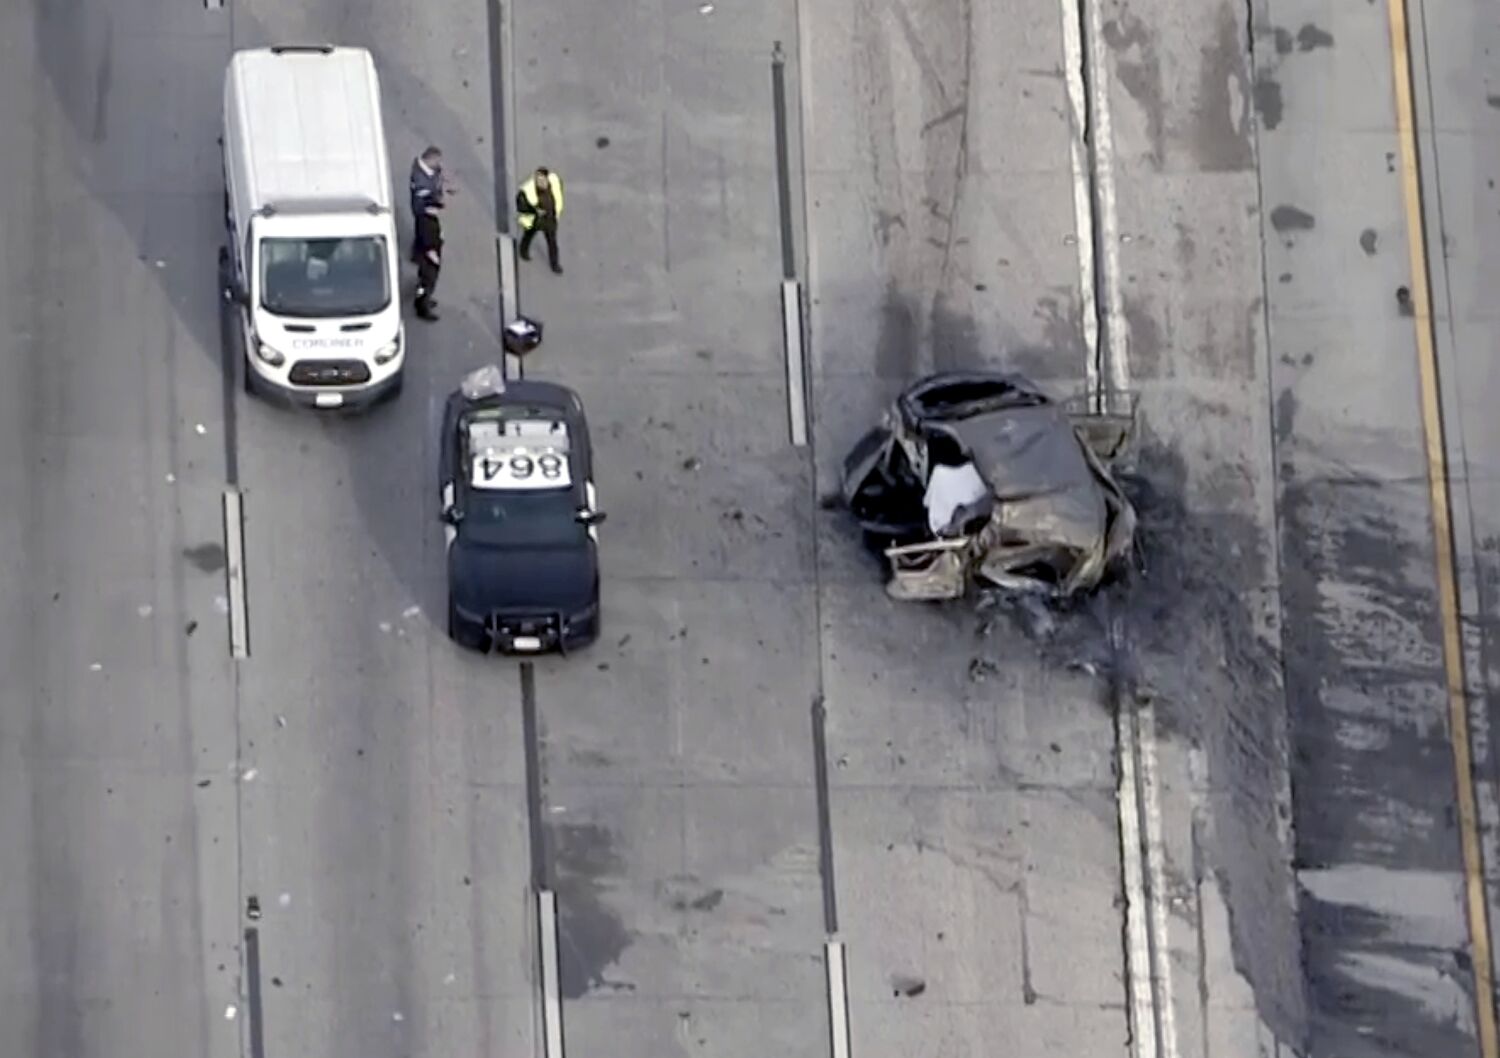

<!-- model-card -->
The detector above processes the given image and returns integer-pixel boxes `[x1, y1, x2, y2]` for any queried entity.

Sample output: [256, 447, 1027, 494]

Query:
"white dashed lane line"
[222, 486, 249, 659]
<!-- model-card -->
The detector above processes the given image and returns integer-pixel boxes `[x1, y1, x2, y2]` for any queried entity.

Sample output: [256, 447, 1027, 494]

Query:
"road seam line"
[771, 42, 808, 447]
[1385, 0, 1499, 1053]
[222, 487, 249, 659]
[243, 926, 265, 1058]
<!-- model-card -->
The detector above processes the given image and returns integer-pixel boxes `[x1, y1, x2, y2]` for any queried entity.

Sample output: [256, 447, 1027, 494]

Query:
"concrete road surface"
[1254, 0, 1500, 1054]
[1, 0, 539, 1054]
[0, 3, 242, 1055]
[6, 0, 1498, 1056]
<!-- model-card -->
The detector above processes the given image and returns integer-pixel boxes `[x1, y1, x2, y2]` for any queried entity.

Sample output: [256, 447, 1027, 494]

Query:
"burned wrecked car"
[840, 372, 1137, 601]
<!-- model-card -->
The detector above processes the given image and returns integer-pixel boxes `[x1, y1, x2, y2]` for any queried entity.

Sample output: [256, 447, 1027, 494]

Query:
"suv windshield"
[258, 236, 390, 318]
[462, 489, 585, 549]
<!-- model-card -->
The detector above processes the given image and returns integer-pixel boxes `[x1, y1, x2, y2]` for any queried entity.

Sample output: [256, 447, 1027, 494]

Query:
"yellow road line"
[1384, 2, 1499, 1054]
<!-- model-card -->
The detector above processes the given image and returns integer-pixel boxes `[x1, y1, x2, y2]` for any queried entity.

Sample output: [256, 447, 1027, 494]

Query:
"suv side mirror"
[577, 509, 607, 527]
[441, 505, 463, 526]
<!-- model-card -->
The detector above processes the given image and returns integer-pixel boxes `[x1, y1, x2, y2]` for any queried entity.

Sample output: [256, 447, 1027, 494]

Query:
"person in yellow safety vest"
[515, 167, 564, 275]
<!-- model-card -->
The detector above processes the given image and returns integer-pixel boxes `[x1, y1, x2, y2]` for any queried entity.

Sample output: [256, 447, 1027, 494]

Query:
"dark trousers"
[415, 256, 440, 316]
[519, 222, 560, 270]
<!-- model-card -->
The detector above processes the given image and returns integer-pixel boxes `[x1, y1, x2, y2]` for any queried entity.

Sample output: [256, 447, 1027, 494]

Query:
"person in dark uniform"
[409, 146, 448, 221]
[412, 209, 442, 322]
[515, 167, 564, 274]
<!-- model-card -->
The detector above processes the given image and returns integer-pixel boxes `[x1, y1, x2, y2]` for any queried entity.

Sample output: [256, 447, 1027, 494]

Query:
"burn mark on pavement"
[1271, 205, 1316, 232]
[1254, 76, 1285, 130]
[182, 542, 226, 573]
[1296, 25, 1335, 51]
[550, 822, 632, 999]
[876, 284, 920, 379]
[1274, 389, 1476, 1055]
[976, 439, 1306, 1042]
[1193, 5, 1255, 171]
[1103, 12, 1166, 168]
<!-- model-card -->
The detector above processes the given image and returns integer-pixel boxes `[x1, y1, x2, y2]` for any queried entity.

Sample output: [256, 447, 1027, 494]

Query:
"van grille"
[288, 359, 372, 386]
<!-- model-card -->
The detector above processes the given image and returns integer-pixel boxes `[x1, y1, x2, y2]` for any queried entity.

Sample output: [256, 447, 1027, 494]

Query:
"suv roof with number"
[439, 374, 604, 653]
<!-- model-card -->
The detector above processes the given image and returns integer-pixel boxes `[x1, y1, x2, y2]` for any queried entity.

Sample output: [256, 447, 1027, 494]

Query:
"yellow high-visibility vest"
[517, 174, 564, 231]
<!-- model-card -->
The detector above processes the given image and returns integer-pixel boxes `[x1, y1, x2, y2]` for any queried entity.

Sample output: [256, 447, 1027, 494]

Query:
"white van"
[221, 45, 404, 408]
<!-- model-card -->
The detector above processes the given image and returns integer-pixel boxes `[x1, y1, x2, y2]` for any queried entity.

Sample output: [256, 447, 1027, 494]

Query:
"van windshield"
[258, 236, 390, 318]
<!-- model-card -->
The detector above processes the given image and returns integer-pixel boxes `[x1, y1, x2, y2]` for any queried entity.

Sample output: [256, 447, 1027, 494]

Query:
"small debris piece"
[392, 1011, 405, 1023]
[224, 1004, 237, 1020]
[197, 779, 211, 788]
[278, 892, 291, 908]
[967, 657, 1000, 682]
[241, 767, 258, 783]
[402, 605, 421, 619]
[891, 975, 926, 998]
[185, 620, 199, 637]
[214, 595, 229, 614]
[194, 423, 207, 435]
[137, 604, 153, 618]
[681, 456, 701, 471]
[89, 662, 103, 672]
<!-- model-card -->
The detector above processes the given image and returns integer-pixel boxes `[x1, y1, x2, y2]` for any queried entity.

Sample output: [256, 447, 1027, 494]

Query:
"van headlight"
[373, 336, 402, 365]
[255, 343, 285, 367]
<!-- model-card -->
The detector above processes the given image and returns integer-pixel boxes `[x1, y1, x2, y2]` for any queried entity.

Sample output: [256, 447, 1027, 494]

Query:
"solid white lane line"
[1057, 0, 1100, 399]
[782, 279, 809, 447]
[497, 233, 523, 378]
[498, 232, 519, 322]
[1116, 702, 1159, 1058]
[825, 939, 851, 1058]
[1138, 697, 1179, 1058]
[222, 488, 248, 659]
[537, 889, 564, 1058]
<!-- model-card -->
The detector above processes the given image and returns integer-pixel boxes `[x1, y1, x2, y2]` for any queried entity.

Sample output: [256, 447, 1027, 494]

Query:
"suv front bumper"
[448, 604, 599, 655]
